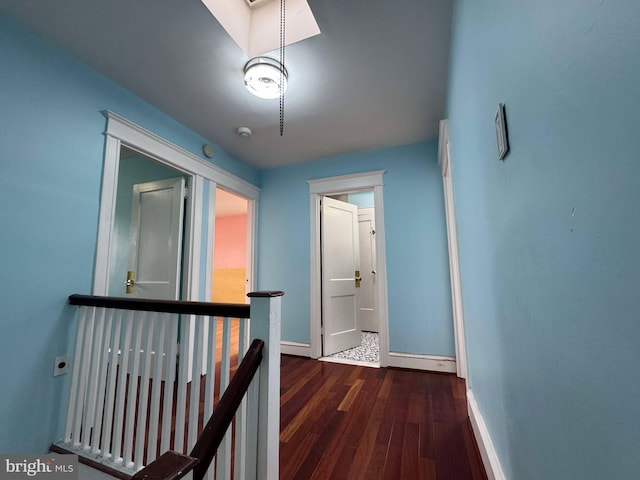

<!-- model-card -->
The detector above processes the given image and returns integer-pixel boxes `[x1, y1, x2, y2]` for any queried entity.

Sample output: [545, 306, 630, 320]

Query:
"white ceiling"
[0, 0, 454, 170]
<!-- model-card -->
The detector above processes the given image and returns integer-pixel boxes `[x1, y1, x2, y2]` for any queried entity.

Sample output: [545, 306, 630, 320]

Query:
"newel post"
[248, 291, 283, 480]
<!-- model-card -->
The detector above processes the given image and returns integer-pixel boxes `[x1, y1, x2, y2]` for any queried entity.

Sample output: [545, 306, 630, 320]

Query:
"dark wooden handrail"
[131, 338, 265, 480]
[189, 338, 264, 480]
[69, 294, 251, 319]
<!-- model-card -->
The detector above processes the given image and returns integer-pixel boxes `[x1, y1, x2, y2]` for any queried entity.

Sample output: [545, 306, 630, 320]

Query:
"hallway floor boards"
[279, 355, 487, 480]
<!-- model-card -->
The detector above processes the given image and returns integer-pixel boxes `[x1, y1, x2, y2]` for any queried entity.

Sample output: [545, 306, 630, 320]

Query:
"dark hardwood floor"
[279, 355, 487, 480]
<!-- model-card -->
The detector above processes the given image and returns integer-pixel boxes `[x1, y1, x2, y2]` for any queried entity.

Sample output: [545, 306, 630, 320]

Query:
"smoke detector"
[237, 126, 252, 138]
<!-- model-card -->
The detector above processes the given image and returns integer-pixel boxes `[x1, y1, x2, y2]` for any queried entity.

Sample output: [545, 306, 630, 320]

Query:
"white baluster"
[124, 311, 146, 468]
[101, 309, 123, 459]
[160, 314, 179, 453]
[234, 317, 250, 480]
[175, 315, 191, 453]
[244, 369, 260, 480]
[203, 316, 218, 423]
[91, 308, 114, 455]
[147, 312, 168, 462]
[113, 310, 134, 463]
[64, 305, 88, 444]
[216, 317, 232, 480]
[188, 317, 205, 450]
[83, 307, 106, 450]
[134, 312, 156, 470]
[74, 306, 96, 447]
[203, 316, 217, 480]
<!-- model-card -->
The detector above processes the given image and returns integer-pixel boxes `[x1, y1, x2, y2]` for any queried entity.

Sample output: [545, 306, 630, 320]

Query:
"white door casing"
[357, 208, 377, 332]
[321, 197, 362, 356]
[439, 120, 468, 379]
[94, 111, 260, 301]
[127, 177, 186, 300]
[308, 170, 389, 366]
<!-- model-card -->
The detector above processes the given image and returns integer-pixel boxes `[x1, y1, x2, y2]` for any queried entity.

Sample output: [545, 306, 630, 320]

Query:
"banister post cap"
[247, 291, 285, 298]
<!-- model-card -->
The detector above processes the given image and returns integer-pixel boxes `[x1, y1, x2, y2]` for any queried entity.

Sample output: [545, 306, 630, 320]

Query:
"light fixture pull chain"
[279, 0, 286, 136]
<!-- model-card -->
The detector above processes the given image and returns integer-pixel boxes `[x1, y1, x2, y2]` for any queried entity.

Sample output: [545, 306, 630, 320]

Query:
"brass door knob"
[126, 271, 135, 294]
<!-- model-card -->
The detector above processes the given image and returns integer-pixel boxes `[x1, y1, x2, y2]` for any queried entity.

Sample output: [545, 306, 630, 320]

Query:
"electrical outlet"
[53, 354, 69, 377]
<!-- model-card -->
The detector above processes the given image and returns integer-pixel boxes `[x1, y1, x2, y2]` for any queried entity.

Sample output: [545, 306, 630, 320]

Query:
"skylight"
[201, 0, 321, 58]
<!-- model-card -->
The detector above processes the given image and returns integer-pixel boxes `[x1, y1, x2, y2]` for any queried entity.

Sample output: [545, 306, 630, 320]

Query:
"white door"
[357, 208, 378, 332]
[127, 177, 186, 299]
[321, 196, 361, 356]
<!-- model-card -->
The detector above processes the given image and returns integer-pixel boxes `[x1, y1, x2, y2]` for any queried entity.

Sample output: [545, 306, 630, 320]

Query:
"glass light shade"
[243, 57, 288, 99]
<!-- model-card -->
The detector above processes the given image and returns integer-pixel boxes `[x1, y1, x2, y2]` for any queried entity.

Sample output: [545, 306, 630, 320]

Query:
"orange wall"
[212, 214, 247, 303]
[213, 214, 247, 269]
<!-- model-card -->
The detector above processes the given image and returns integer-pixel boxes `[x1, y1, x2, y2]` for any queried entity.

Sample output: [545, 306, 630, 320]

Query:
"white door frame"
[438, 120, 468, 379]
[94, 111, 260, 301]
[308, 170, 389, 366]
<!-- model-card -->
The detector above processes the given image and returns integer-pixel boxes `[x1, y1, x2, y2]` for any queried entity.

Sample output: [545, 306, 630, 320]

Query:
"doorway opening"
[94, 111, 261, 304]
[211, 188, 250, 303]
[320, 191, 379, 367]
[308, 170, 389, 367]
[107, 145, 190, 300]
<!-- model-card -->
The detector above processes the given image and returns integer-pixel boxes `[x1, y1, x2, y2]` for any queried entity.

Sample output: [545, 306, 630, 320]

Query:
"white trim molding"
[467, 390, 507, 480]
[280, 341, 311, 357]
[439, 119, 468, 379]
[308, 170, 387, 194]
[308, 170, 390, 366]
[94, 111, 260, 299]
[93, 134, 121, 295]
[387, 352, 456, 373]
[204, 182, 217, 302]
[103, 111, 260, 199]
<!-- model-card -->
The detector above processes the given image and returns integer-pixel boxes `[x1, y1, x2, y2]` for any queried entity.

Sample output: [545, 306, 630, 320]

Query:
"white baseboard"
[281, 341, 311, 357]
[387, 352, 456, 373]
[467, 389, 506, 480]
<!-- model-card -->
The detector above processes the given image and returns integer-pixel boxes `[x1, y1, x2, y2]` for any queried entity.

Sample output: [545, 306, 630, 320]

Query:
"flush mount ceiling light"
[243, 57, 288, 100]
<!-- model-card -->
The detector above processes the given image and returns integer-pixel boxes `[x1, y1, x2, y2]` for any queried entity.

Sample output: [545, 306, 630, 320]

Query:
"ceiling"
[0, 0, 454, 170]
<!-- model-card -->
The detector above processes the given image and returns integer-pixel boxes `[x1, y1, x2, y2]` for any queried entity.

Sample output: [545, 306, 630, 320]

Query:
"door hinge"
[183, 186, 189, 199]
[320, 325, 325, 335]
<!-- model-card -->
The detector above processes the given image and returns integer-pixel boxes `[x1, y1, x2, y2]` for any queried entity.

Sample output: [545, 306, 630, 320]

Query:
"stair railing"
[130, 338, 264, 480]
[52, 291, 282, 480]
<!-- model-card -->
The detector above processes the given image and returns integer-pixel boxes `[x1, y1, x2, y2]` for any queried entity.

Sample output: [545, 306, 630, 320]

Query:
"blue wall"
[446, 0, 640, 478]
[0, 13, 257, 453]
[257, 142, 454, 356]
[348, 191, 375, 209]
